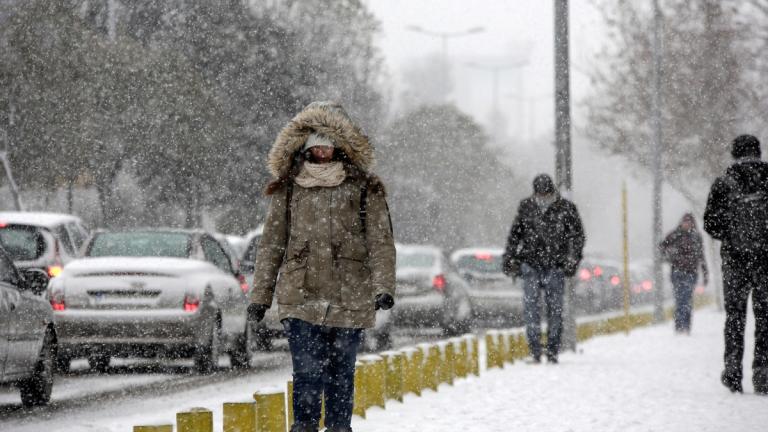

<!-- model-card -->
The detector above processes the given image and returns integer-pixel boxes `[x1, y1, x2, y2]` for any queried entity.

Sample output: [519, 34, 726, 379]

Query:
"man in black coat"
[704, 134, 768, 395]
[660, 213, 708, 334]
[503, 174, 585, 363]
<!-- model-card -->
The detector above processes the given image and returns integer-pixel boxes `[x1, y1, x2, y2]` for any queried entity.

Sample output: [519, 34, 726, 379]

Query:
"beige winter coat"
[250, 103, 396, 328]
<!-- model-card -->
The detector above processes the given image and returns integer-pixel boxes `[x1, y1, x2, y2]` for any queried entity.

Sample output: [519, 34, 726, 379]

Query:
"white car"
[49, 229, 255, 374]
[450, 247, 524, 327]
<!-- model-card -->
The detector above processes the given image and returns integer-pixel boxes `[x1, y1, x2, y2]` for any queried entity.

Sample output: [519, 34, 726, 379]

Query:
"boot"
[721, 370, 743, 393]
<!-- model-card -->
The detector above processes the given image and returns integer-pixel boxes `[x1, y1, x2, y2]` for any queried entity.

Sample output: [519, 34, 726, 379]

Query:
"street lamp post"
[466, 61, 528, 142]
[406, 25, 485, 102]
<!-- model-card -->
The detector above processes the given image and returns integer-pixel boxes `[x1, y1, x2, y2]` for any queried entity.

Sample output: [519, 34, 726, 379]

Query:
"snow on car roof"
[0, 211, 82, 228]
[395, 243, 443, 256]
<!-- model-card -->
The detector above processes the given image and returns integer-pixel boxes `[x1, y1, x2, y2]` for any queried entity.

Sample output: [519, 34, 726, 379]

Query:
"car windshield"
[455, 253, 503, 274]
[396, 251, 436, 269]
[0, 225, 46, 261]
[87, 232, 191, 258]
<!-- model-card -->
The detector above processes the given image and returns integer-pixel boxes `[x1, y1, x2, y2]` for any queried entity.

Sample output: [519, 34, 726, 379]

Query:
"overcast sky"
[366, 1, 701, 263]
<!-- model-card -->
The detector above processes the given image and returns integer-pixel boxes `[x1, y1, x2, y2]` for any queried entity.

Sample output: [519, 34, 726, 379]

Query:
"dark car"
[0, 244, 56, 407]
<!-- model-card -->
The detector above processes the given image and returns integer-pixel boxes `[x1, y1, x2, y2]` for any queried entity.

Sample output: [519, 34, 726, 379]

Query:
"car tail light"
[642, 280, 653, 291]
[47, 265, 63, 278]
[50, 290, 66, 311]
[578, 268, 591, 281]
[237, 273, 249, 294]
[183, 294, 200, 312]
[593, 266, 603, 277]
[474, 252, 493, 261]
[610, 275, 621, 286]
[432, 274, 446, 292]
[0, 221, 6, 228]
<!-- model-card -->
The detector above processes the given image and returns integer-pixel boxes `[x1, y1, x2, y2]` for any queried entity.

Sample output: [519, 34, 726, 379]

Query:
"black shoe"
[721, 371, 743, 393]
[547, 355, 558, 364]
[524, 355, 541, 364]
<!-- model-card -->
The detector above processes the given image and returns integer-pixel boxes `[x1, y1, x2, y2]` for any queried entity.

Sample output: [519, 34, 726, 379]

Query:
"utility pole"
[651, 0, 665, 322]
[465, 61, 528, 143]
[406, 25, 485, 102]
[554, 0, 576, 351]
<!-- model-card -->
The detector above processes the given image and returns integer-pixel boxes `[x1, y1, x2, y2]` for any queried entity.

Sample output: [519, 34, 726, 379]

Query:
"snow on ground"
[356, 307, 766, 432]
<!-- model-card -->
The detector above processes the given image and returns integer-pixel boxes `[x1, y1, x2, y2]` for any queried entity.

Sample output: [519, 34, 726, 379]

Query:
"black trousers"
[722, 256, 768, 386]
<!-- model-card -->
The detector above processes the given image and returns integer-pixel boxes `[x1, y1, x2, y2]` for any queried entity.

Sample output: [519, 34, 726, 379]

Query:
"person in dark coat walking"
[704, 134, 768, 395]
[502, 174, 585, 363]
[660, 213, 708, 334]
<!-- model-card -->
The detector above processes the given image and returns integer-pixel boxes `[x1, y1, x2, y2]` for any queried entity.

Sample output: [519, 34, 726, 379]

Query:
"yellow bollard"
[400, 348, 421, 396]
[425, 344, 440, 391]
[286, 381, 294, 429]
[380, 351, 404, 402]
[134, 427, 173, 432]
[517, 333, 529, 358]
[442, 342, 455, 385]
[177, 408, 213, 432]
[223, 402, 257, 432]
[496, 333, 506, 368]
[360, 355, 386, 409]
[252, 390, 287, 432]
[471, 335, 480, 376]
[454, 339, 468, 378]
[353, 361, 367, 418]
[485, 332, 497, 370]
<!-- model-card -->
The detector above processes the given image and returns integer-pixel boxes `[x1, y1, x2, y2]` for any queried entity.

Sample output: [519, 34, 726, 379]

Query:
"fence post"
[177, 408, 213, 432]
[400, 347, 422, 396]
[471, 335, 480, 375]
[424, 344, 440, 391]
[223, 402, 257, 432]
[442, 342, 455, 385]
[485, 332, 497, 370]
[353, 361, 367, 418]
[360, 355, 386, 409]
[380, 351, 404, 402]
[252, 390, 287, 432]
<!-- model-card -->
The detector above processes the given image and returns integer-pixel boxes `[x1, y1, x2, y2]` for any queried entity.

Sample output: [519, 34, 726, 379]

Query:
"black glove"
[247, 303, 268, 323]
[374, 293, 394, 311]
[563, 257, 580, 277]
[503, 258, 521, 278]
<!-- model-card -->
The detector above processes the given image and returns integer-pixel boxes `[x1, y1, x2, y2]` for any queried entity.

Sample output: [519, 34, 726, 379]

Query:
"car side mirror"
[21, 268, 50, 295]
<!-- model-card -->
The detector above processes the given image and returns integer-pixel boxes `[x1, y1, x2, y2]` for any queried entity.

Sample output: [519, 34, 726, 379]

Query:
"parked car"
[450, 247, 524, 327]
[237, 224, 277, 350]
[573, 259, 624, 314]
[380, 244, 472, 342]
[0, 244, 56, 407]
[0, 211, 90, 277]
[48, 229, 254, 374]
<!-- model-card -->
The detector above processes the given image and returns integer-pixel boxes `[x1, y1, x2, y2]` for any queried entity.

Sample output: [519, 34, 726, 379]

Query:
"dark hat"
[731, 135, 761, 159]
[533, 174, 556, 195]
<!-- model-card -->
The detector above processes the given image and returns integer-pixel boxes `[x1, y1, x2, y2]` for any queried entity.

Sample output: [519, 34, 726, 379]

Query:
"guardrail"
[132, 296, 712, 432]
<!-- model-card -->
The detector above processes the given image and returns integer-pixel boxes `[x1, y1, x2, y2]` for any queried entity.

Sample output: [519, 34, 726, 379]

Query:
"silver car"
[49, 229, 254, 374]
[238, 225, 280, 350]
[0, 245, 56, 407]
[450, 248, 524, 327]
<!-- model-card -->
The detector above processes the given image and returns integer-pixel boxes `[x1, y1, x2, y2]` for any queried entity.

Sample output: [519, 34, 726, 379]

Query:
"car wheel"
[195, 318, 221, 374]
[88, 353, 110, 373]
[55, 353, 72, 374]
[19, 330, 55, 408]
[230, 324, 255, 369]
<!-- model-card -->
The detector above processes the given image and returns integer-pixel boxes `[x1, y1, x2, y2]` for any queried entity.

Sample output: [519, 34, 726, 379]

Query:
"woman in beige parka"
[247, 101, 395, 432]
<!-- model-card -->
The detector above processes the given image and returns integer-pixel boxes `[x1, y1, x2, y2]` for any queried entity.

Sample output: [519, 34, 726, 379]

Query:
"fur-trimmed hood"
[267, 101, 374, 179]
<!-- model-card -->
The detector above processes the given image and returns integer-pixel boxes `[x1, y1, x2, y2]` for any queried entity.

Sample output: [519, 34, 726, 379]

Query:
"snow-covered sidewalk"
[354, 307, 767, 432]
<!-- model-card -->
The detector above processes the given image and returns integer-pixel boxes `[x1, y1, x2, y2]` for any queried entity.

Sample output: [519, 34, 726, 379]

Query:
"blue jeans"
[521, 264, 565, 359]
[283, 318, 363, 432]
[671, 270, 696, 332]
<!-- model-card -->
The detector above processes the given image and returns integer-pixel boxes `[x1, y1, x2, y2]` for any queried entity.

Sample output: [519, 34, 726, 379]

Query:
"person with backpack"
[502, 173, 585, 364]
[704, 134, 768, 395]
[660, 213, 708, 334]
[247, 101, 396, 431]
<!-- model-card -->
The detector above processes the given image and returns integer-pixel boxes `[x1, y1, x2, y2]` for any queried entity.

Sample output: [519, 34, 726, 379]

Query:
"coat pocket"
[338, 257, 373, 311]
[276, 258, 307, 305]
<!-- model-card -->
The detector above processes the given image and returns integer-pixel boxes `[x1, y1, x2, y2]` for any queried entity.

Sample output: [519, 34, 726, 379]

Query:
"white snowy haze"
[368, 0, 703, 262]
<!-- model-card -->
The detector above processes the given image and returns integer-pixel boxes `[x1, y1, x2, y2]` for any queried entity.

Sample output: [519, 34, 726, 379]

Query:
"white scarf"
[295, 161, 346, 188]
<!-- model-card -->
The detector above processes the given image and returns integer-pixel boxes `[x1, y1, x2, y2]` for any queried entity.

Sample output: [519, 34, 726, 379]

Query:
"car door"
[201, 235, 242, 342]
[0, 249, 36, 378]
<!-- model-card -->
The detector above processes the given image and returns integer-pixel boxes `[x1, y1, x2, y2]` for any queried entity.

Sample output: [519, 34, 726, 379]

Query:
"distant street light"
[406, 25, 486, 101]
